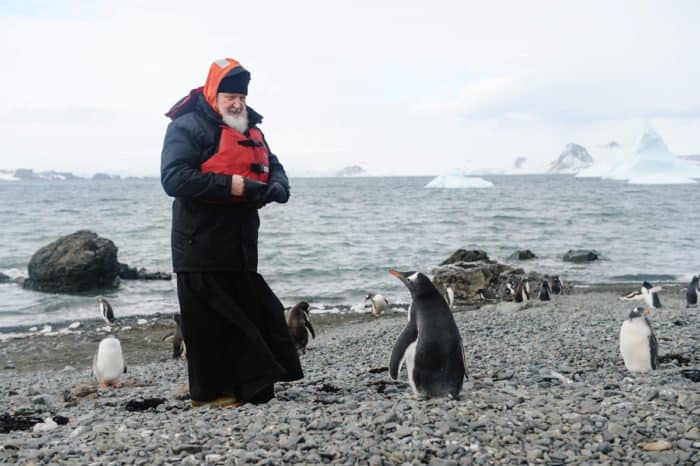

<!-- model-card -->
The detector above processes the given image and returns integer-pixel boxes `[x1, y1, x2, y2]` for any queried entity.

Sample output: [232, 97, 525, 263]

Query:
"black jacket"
[161, 95, 289, 272]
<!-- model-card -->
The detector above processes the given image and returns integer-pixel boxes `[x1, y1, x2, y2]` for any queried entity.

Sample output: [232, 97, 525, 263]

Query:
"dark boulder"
[0, 272, 11, 284]
[25, 230, 120, 293]
[509, 249, 537, 260]
[440, 249, 490, 265]
[118, 263, 171, 281]
[562, 249, 599, 263]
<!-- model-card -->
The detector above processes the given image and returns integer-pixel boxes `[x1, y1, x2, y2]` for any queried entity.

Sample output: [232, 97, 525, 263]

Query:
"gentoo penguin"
[287, 301, 315, 354]
[508, 277, 530, 303]
[93, 334, 126, 388]
[97, 297, 115, 324]
[538, 279, 551, 301]
[161, 313, 186, 359]
[551, 276, 563, 295]
[640, 281, 662, 309]
[619, 281, 662, 309]
[477, 287, 499, 302]
[388, 270, 467, 399]
[686, 276, 699, 308]
[619, 307, 658, 373]
[365, 293, 389, 318]
[443, 285, 455, 309]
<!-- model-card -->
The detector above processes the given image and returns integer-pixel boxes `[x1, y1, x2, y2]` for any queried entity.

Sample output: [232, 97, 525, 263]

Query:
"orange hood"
[203, 58, 248, 114]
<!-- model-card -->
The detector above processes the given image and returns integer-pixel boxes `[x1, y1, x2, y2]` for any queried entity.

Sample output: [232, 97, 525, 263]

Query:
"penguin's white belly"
[400, 341, 418, 395]
[619, 320, 652, 372]
[94, 339, 124, 382]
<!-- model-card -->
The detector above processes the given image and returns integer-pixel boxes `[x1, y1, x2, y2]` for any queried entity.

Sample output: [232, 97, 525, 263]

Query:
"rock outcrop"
[547, 143, 594, 174]
[25, 230, 120, 293]
[562, 249, 599, 263]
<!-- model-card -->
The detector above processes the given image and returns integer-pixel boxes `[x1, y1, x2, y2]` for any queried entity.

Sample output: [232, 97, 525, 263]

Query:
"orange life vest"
[200, 126, 270, 202]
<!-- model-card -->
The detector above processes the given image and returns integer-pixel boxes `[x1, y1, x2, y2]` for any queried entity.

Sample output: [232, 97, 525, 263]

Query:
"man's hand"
[242, 177, 268, 203]
[261, 181, 290, 205]
[231, 175, 245, 197]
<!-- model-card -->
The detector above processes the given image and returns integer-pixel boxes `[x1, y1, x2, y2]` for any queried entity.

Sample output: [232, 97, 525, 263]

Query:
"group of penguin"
[478, 275, 564, 304]
[91, 273, 699, 400]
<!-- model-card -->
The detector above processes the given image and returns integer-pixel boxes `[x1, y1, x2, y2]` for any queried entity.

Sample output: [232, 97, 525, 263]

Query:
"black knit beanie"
[217, 69, 251, 95]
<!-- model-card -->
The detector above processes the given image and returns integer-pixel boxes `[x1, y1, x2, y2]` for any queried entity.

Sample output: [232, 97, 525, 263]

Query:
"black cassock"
[176, 272, 303, 403]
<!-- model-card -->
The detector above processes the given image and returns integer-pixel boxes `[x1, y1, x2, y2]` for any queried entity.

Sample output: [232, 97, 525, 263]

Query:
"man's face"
[217, 92, 246, 116]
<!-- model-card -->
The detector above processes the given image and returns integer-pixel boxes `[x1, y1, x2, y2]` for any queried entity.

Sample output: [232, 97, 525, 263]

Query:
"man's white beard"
[222, 109, 249, 133]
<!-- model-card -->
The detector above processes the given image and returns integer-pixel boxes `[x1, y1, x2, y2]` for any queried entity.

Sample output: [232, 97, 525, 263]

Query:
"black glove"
[261, 181, 290, 205]
[243, 178, 268, 203]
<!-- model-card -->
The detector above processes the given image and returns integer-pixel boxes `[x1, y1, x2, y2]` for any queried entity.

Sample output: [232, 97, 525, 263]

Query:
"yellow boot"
[191, 395, 242, 408]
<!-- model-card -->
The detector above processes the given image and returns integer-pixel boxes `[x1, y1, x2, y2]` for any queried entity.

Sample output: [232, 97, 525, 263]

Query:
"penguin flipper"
[389, 322, 417, 380]
[305, 320, 316, 339]
[649, 331, 658, 370]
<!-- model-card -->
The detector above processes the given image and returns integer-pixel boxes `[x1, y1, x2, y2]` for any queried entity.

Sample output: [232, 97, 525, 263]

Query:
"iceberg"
[425, 174, 493, 188]
[606, 127, 700, 184]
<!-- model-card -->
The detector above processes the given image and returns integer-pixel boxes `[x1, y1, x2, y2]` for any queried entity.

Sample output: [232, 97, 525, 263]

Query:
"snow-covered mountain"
[547, 143, 594, 174]
[576, 142, 626, 178]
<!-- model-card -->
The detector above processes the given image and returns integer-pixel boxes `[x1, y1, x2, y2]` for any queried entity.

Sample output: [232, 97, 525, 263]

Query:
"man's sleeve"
[160, 118, 232, 200]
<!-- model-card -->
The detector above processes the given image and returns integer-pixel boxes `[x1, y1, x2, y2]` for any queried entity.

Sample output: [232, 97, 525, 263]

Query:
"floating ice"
[425, 175, 493, 188]
[606, 127, 700, 184]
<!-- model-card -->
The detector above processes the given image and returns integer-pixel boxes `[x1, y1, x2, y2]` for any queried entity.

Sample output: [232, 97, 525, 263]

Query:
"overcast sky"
[1, 0, 699, 176]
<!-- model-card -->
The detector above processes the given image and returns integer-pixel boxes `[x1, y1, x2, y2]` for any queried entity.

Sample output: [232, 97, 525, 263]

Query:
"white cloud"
[0, 0, 699, 176]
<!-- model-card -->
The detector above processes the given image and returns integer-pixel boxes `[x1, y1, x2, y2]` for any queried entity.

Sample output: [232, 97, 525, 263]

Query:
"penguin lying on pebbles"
[686, 276, 699, 308]
[388, 270, 467, 399]
[619, 307, 658, 373]
[287, 301, 315, 354]
[365, 293, 389, 318]
[477, 287, 499, 302]
[93, 334, 126, 388]
[619, 281, 662, 309]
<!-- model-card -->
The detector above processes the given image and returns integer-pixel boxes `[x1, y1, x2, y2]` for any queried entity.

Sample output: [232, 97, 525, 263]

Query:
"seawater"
[1, 176, 698, 327]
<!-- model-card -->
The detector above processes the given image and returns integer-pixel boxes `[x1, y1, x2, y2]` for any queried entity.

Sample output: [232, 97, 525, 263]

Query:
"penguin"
[443, 285, 455, 309]
[686, 275, 699, 308]
[161, 313, 187, 360]
[477, 287, 499, 302]
[512, 277, 530, 303]
[619, 307, 658, 373]
[538, 279, 551, 301]
[93, 334, 126, 388]
[97, 297, 115, 324]
[551, 276, 563, 295]
[388, 270, 467, 399]
[619, 281, 662, 309]
[287, 301, 315, 354]
[365, 293, 389, 318]
[640, 281, 662, 309]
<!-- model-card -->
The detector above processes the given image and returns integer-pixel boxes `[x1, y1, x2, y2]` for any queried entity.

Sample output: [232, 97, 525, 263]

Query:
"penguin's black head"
[629, 306, 651, 319]
[541, 280, 550, 289]
[692, 276, 699, 284]
[642, 281, 653, 289]
[390, 270, 435, 297]
[292, 301, 310, 313]
[364, 293, 374, 301]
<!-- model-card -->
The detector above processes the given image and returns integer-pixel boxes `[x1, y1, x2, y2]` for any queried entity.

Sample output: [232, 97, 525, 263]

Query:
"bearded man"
[160, 57, 303, 407]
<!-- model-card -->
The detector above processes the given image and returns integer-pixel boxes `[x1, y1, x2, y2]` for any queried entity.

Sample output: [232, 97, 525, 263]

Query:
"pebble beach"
[1, 289, 699, 465]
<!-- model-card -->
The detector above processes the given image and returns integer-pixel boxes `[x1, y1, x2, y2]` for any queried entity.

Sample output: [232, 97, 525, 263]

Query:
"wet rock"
[25, 230, 119, 292]
[562, 249, 599, 263]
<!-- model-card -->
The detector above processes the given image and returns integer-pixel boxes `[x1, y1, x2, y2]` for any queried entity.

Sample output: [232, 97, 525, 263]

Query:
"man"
[160, 57, 303, 407]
